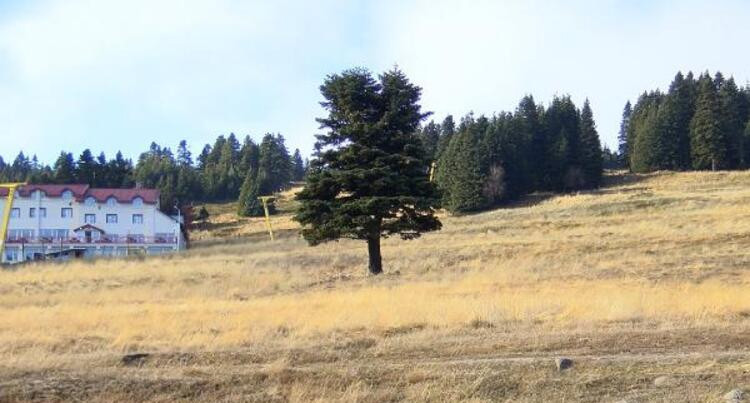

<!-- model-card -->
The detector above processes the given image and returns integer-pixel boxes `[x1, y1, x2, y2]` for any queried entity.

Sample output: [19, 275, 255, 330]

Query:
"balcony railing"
[4, 236, 178, 245]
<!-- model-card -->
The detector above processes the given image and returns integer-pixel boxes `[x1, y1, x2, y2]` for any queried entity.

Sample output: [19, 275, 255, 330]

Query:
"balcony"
[4, 235, 178, 245]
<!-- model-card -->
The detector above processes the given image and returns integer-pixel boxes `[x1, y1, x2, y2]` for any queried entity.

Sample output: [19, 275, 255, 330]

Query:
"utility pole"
[0, 183, 26, 263]
[258, 196, 275, 241]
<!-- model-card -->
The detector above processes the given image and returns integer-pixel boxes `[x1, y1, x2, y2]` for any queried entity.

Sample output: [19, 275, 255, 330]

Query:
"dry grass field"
[2, 171, 750, 402]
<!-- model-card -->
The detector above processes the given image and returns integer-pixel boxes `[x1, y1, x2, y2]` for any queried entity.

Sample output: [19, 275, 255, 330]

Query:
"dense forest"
[620, 71, 750, 172]
[11, 70, 747, 218]
[422, 95, 603, 213]
[0, 133, 306, 215]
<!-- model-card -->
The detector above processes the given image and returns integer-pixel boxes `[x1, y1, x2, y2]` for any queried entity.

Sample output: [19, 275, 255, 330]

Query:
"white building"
[0, 184, 185, 264]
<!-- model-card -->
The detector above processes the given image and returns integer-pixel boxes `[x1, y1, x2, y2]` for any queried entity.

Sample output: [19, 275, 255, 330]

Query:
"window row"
[10, 208, 144, 224]
[84, 214, 144, 224]
[10, 208, 47, 218]
[8, 229, 70, 240]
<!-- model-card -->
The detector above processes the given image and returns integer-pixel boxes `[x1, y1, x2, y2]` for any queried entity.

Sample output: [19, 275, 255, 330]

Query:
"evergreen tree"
[515, 95, 543, 190]
[418, 120, 441, 161]
[239, 136, 260, 178]
[197, 144, 211, 170]
[627, 91, 665, 172]
[177, 140, 193, 167]
[718, 77, 745, 168]
[438, 114, 489, 212]
[106, 151, 135, 187]
[659, 72, 695, 170]
[257, 133, 292, 193]
[196, 206, 209, 222]
[237, 170, 275, 216]
[544, 96, 581, 190]
[291, 148, 305, 181]
[53, 152, 77, 183]
[76, 149, 97, 185]
[690, 74, 727, 170]
[295, 68, 441, 275]
[631, 101, 663, 172]
[618, 101, 632, 169]
[579, 99, 603, 187]
[435, 115, 456, 159]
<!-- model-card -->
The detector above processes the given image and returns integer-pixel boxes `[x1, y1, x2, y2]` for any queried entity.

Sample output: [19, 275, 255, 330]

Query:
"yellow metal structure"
[0, 182, 26, 262]
[258, 196, 275, 241]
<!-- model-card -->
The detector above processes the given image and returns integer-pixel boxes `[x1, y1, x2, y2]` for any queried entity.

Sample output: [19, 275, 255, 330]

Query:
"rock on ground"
[555, 357, 573, 371]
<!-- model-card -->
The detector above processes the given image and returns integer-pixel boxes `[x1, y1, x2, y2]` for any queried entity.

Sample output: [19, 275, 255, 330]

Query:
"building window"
[132, 197, 143, 207]
[85, 197, 96, 207]
[10, 208, 20, 218]
[33, 190, 45, 200]
[8, 229, 34, 240]
[106, 214, 118, 224]
[85, 214, 96, 224]
[40, 229, 68, 240]
[29, 208, 36, 218]
[62, 190, 73, 200]
[106, 197, 117, 207]
[61, 208, 73, 218]
[5, 248, 19, 262]
[132, 214, 144, 224]
[39, 208, 47, 218]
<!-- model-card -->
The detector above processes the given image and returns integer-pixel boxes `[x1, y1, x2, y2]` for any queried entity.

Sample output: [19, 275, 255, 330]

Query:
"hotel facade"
[0, 184, 184, 263]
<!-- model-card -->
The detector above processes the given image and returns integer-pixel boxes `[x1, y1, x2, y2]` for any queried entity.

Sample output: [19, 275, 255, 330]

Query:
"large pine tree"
[295, 68, 441, 275]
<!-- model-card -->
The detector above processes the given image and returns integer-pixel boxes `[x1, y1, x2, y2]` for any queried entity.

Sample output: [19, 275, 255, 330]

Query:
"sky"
[1, 0, 749, 164]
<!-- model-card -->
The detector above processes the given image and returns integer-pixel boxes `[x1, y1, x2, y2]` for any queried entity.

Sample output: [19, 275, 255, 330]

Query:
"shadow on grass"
[191, 228, 300, 249]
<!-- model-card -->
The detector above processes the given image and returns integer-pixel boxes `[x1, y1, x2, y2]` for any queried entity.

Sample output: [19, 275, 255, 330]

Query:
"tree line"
[0, 133, 306, 213]
[619, 71, 750, 172]
[423, 95, 603, 213]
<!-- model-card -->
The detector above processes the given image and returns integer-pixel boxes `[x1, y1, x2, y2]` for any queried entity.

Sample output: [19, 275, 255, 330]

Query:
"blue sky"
[1, 0, 749, 164]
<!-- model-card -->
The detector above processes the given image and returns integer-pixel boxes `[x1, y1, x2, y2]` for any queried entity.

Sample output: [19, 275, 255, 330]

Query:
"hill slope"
[2, 171, 750, 402]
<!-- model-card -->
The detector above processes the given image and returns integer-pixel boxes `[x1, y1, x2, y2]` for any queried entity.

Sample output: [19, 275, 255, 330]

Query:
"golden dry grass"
[1, 171, 750, 402]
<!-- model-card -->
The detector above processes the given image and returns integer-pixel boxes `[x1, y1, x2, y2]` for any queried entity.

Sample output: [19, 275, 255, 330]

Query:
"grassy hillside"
[2, 171, 750, 402]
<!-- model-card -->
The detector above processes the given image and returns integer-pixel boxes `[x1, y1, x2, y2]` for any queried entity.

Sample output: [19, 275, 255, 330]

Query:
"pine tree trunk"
[711, 158, 717, 171]
[367, 236, 383, 275]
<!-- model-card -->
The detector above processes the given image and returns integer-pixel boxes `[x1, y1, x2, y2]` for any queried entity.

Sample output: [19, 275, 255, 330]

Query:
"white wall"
[0, 193, 181, 241]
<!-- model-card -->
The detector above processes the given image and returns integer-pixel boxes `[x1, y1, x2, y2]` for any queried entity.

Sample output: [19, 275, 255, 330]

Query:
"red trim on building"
[0, 184, 160, 204]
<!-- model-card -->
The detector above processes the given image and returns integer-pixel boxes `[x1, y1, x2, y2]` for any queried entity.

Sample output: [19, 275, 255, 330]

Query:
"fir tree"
[177, 140, 193, 167]
[718, 77, 745, 168]
[237, 170, 273, 216]
[418, 120, 441, 161]
[53, 152, 77, 183]
[295, 68, 441, 275]
[291, 148, 305, 181]
[438, 114, 488, 212]
[659, 72, 695, 170]
[618, 101, 632, 169]
[579, 99, 603, 188]
[690, 74, 727, 170]
[435, 115, 455, 159]
[76, 149, 97, 185]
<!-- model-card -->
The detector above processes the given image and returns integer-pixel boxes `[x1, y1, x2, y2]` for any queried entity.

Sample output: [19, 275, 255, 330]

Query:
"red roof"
[84, 188, 160, 204]
[0, 184, 159, 204]
[0, 184, 89, 198]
